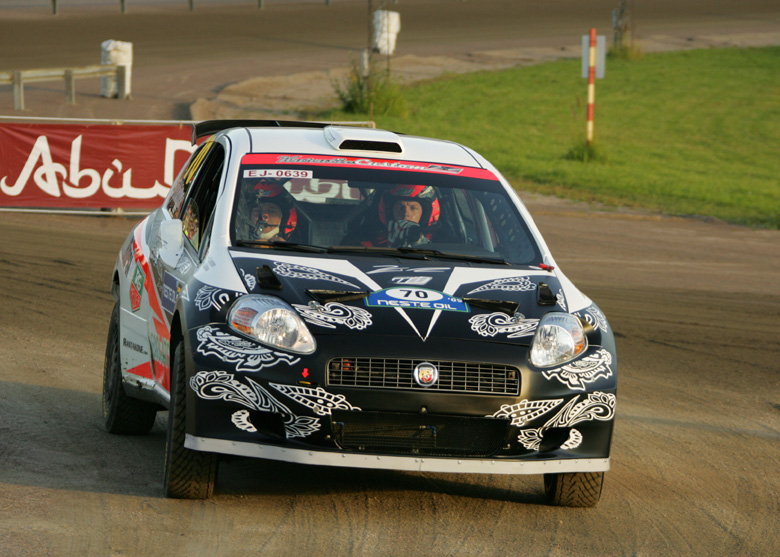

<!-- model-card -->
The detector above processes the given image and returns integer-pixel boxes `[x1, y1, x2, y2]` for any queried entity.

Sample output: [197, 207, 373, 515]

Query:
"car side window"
[167, 138, 216, 219]
[180, 143, 225, 253]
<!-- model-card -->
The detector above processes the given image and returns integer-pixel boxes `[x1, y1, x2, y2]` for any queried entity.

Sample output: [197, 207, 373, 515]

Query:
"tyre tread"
[164, 341, 217, 499]
[544, 471, 604, 507]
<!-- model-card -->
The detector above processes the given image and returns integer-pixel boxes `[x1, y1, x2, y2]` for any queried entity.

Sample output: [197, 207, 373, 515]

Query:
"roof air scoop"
[324, 126, 404, 153]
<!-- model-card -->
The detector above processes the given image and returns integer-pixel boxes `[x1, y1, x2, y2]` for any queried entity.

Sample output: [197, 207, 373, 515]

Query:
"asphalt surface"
[1, 1, 779, 555]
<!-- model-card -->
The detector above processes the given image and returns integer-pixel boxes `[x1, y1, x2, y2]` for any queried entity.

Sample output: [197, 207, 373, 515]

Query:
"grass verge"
[320, 46, 780, 229]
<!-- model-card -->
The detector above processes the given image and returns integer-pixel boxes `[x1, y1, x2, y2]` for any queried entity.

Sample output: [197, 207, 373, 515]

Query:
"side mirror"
[159, 219, 184, 267]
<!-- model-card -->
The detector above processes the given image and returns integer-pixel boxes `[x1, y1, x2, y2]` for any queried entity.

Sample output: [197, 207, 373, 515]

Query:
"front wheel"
[163, 339, 218, 499]
[543, 471, 604, 507]
[103, 301, 157, 435]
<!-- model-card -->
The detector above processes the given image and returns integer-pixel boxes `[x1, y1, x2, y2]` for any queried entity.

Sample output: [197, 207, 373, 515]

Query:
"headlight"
[530, 312, 586, 367]
[228, 295, 316, 355]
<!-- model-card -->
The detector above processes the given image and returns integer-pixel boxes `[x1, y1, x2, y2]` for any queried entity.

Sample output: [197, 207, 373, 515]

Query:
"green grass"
[319, 47, 780, 228]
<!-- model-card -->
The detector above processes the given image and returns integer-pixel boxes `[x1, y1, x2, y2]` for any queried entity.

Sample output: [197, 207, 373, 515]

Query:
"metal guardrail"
[0, 64, 128, 110]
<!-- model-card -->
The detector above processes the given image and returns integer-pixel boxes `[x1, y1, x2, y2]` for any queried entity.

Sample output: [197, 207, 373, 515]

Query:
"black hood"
[229, 250, 568, 344]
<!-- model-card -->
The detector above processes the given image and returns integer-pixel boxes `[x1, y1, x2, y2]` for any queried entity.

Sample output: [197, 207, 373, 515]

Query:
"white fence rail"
[0, 64, 129, 110]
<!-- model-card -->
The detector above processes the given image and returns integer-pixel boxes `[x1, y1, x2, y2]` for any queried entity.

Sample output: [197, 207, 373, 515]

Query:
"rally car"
[102, 120, 617, 506]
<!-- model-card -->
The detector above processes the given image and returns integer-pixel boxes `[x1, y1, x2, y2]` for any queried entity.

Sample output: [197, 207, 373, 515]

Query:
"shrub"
[333, 59, 409, 117]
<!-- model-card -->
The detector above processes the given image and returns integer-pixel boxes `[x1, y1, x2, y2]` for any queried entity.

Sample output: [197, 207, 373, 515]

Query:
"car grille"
[331, 410, 510, 457]
[327, 357, 520, 396]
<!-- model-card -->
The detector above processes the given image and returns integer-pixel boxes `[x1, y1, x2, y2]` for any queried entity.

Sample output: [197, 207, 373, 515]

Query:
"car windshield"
[231, 155, 540, 265]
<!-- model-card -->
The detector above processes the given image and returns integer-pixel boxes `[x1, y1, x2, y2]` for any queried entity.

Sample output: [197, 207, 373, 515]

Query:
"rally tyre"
[543, 472, 604, 507]
[103, 301, 158, 435]
[164, 340, 218, 499]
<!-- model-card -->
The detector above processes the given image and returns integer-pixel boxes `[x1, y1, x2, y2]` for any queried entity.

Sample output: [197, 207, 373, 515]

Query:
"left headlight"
[228, 295, 316, 355]
[529, 312, 586, 368]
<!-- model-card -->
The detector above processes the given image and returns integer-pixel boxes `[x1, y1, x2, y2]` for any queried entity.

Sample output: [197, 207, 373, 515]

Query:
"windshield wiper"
[395, 247, 510, 265]
[326, 246, 430, 260]
[235, 240, 328, 253]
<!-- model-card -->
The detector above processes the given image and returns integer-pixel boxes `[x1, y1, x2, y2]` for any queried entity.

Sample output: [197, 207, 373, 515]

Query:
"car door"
[146, 138, 226, 393]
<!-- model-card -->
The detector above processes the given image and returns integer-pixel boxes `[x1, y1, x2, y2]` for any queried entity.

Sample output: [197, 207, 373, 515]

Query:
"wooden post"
[13, 71, 24, 111]
[586, 28, 597, 145]
[51, 0, 58, 15]
[120, 0, 126, 14]
[65, 69, 76, 104]
[189, 0, 194, 11]
[117, 65, 129, 99]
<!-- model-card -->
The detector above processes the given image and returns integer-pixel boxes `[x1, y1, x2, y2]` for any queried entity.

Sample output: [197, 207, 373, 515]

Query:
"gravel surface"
[1, 1, 779, 555]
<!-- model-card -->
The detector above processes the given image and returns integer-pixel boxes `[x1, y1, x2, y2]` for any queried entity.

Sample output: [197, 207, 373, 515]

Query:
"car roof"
[195, 120, 484, 168]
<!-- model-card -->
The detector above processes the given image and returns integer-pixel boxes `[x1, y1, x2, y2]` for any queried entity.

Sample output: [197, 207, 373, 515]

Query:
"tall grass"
[322, 47, 780, 228]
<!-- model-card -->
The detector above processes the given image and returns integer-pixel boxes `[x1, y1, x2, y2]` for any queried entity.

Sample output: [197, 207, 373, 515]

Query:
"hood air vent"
[324, 126, 404, 153]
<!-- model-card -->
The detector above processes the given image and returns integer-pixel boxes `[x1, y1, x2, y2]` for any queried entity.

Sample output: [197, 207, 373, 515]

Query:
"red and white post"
[586, 27, 597, 145]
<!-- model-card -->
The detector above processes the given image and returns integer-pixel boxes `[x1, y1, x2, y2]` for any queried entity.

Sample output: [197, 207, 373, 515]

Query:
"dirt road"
[1, 1, 779, 555]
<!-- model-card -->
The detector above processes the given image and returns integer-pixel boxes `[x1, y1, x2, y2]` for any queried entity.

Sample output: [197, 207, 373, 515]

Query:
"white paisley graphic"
[240, 268, 257, 290]
[556, 290, 567, 311]
[190, 371, 321, 439]
[576, 305, 609, 333]
[196, 326, 300, 372]
[194, 285, 231, 311]
[273, 262, 359, 288]
[488, 398, 563, 427]
[469, 312, 538, 338]
[541, 348, 613, 391]
[292, 302, 372, 330]
[467, 276, 535, 295]
[270, 383, 362, 416]
[517, 392, 615, 450]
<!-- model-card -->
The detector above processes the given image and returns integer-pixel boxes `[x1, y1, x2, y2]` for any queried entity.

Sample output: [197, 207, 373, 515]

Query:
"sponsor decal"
[515, 392, 615, 451]
[120, 241, 133, 276]
[190, 371, 320, 439]
[273, 155, 464, 174]
[130, 263, 145, 312]
[365, 287, 469, 312]
[542, 348, 613, 391]
[162, 272, 180, 313]
[467, 276, 535, 295]
[122, 337, 148, 356]
[175, 252, 194, 275]
[0, 124, 194, 208]
[469, 312, 539, 339]
[391, 276, 432, 286]
[195, 326, 300, 372]
[292, 302, 372, 330]
[367, 265, 449, 275]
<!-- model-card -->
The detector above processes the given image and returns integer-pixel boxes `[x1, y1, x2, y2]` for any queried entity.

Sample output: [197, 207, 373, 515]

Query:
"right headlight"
[529, 312, 586, 368]
[228, 295, 316, 355]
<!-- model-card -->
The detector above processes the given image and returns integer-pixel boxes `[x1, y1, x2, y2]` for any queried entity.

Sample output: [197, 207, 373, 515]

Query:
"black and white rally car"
[103, 120, 617, 506]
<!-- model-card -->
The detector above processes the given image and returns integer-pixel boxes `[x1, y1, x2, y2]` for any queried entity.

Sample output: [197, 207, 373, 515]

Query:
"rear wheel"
[103, 302, 157, 435]
[163, 340, 218, 499]
[543, 471, 604, 507]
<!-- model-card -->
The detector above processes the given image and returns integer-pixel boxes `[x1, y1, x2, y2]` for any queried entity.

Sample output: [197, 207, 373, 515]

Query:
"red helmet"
[379, 184, 440, 226]
[252, 179, 297, 235]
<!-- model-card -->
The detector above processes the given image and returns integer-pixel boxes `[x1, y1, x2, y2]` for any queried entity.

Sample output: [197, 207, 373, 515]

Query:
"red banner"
[0, 123, 196, 209]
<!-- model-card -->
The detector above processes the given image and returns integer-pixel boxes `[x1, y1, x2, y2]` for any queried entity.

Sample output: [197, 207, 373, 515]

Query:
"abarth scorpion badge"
[414, 362, 439, 387]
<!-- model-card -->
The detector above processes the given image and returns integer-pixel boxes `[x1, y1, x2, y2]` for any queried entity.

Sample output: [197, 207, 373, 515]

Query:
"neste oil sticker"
[365, 288, 468, 312]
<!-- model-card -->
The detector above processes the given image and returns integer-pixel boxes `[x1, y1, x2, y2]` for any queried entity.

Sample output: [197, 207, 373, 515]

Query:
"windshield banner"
[0, 123, 196, 209]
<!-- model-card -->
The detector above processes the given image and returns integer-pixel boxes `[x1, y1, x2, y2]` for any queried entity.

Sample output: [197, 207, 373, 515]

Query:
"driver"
[237, 178, 298, 242]
[374, 184, 440, 247]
